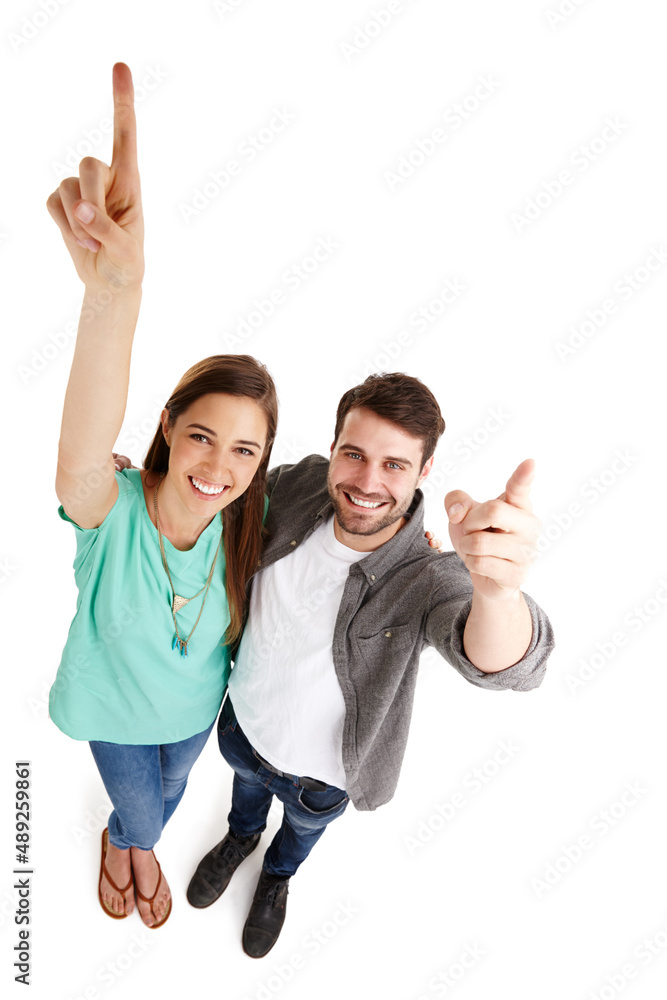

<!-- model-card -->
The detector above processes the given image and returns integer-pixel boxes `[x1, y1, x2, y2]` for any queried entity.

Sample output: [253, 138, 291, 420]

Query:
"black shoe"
[186, 830, 261, 908]
[242, 870, 291, 958]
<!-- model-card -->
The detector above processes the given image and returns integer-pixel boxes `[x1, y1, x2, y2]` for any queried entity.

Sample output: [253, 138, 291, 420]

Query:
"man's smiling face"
[327, 406, 433, 551]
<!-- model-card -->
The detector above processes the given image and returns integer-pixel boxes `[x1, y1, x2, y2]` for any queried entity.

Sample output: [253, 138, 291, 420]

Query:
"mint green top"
[49, 469, 231, 744]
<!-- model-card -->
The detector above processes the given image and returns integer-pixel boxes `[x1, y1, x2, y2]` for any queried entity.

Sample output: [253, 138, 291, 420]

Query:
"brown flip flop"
[98, 827, 133, 919]
[133, 850, 172, 929]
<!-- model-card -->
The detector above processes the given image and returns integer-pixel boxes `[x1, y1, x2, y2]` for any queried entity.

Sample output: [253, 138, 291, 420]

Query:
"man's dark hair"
[333, 372, 446, 468]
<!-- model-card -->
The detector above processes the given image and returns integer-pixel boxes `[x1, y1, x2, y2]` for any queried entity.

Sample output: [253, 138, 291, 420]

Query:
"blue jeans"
[89, 721, 215, 851]
[218, 697, 349, 878]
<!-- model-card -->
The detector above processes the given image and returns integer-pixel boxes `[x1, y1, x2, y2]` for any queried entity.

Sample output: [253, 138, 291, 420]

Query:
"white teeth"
[191, 477, 225, 496]
[348, 494, 384, 509]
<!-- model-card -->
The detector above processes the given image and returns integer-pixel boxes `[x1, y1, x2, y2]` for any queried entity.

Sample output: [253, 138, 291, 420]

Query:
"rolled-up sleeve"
[425, 589, 555, 692]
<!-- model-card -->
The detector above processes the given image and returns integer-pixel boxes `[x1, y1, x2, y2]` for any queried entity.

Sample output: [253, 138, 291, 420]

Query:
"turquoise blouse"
[49, 469, 231, 744]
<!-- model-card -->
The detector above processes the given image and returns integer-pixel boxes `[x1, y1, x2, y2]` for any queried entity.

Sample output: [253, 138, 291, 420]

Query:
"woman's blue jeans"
[89, 721, 215, 851]
[218, 696, 350, 878]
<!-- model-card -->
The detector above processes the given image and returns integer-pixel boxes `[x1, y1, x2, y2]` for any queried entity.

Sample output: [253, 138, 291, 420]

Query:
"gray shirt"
[238, 454, 555, 811]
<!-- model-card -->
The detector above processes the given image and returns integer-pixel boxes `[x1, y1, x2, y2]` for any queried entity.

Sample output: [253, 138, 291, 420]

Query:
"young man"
[187, 372, 555, 958]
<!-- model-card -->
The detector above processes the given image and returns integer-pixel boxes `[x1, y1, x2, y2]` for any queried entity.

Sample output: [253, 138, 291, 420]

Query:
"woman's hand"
[52, 63, 145, 528]
[46, 62, 144, 293]
[425, 530, 445, 553]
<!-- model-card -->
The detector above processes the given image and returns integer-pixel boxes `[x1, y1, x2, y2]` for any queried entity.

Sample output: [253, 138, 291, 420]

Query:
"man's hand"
[112, 452, 135, 472]
[445, 459, 541, 601]
[45, 62, 144, 292]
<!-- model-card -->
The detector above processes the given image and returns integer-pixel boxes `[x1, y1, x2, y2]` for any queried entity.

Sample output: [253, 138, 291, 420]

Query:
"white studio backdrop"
[2, 1, 666, 998]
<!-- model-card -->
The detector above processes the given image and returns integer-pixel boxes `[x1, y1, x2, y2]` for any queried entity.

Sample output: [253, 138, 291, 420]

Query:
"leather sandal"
[133, 850, 172, 929]
[98, 827, 133, 919]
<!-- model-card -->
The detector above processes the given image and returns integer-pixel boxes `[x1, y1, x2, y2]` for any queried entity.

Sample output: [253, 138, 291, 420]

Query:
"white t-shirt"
[228, 516, 366, 788]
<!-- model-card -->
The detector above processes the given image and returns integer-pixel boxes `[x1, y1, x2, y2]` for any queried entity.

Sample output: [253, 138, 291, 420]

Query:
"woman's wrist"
[82, 281, 143, 300]
[80, 283, 143, 325]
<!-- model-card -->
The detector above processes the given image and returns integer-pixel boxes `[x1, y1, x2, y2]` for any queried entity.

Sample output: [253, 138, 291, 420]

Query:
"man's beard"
[326, 476, 415, 537]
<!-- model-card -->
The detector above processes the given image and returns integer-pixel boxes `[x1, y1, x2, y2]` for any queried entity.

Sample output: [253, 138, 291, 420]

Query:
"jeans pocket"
[297, 787, 349, 817]
[217, 697, 238, 737]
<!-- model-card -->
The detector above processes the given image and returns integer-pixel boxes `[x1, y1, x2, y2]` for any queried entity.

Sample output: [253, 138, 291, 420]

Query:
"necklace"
[153, 475, 223, 657]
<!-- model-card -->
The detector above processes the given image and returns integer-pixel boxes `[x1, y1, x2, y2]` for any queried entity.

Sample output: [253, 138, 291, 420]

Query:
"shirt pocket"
[353, 623, 416, 696]
[351, 623, 418, 755]
[355, 623, 415, 659]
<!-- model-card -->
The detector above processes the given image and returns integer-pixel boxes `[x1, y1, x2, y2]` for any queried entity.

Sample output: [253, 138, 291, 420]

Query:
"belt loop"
[251, 747, 327, 791]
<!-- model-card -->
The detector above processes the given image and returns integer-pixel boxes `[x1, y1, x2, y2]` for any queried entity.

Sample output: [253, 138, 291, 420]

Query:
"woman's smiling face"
[162, 392, 268, 517]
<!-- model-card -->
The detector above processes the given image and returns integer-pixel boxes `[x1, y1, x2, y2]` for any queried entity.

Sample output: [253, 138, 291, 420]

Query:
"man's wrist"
[463, 587, 532, 672]
[471, 584, 522, 606]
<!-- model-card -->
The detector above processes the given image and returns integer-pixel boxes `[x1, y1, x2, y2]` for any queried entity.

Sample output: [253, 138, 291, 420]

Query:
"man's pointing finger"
[499, 458, 535, 511]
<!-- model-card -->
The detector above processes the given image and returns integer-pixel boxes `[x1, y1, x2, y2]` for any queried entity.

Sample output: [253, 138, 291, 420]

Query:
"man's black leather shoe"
[187, 830, 261, 908]
[242, 870, 290, 958]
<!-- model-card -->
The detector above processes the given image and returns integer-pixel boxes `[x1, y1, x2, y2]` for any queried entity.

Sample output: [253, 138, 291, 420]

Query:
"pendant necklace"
[153, 474, 223, 657]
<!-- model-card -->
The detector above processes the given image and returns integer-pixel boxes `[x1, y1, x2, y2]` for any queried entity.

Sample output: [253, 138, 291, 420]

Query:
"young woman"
[46, 63, 277, 929]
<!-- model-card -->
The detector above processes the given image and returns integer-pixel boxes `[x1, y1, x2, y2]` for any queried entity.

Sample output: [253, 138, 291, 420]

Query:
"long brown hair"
[144, 355, 277, 646]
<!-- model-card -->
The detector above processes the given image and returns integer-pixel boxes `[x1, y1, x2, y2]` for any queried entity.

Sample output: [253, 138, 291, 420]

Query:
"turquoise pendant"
[172, 635, 189, 657]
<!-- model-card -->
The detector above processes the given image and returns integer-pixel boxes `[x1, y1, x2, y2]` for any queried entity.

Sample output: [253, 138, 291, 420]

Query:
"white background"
[2, 1, 666, 998]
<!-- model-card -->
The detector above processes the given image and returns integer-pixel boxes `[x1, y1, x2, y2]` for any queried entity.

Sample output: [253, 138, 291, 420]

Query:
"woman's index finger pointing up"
[111, 62, 139, 177]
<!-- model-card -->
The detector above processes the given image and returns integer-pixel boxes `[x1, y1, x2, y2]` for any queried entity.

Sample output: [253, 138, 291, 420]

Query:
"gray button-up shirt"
[239, 454, 555, 811]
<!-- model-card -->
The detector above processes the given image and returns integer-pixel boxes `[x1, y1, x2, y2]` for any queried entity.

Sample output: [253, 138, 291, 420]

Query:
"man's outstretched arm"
[444, 459, 542, 673]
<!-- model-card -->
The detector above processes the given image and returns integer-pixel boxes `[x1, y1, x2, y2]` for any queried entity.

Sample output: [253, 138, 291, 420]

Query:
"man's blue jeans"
[90, 721, 215, 850]
[218, 696, 349, 878]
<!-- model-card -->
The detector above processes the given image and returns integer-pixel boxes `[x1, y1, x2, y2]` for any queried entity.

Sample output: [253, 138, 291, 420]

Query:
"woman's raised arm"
[47, 62, 145, 528]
